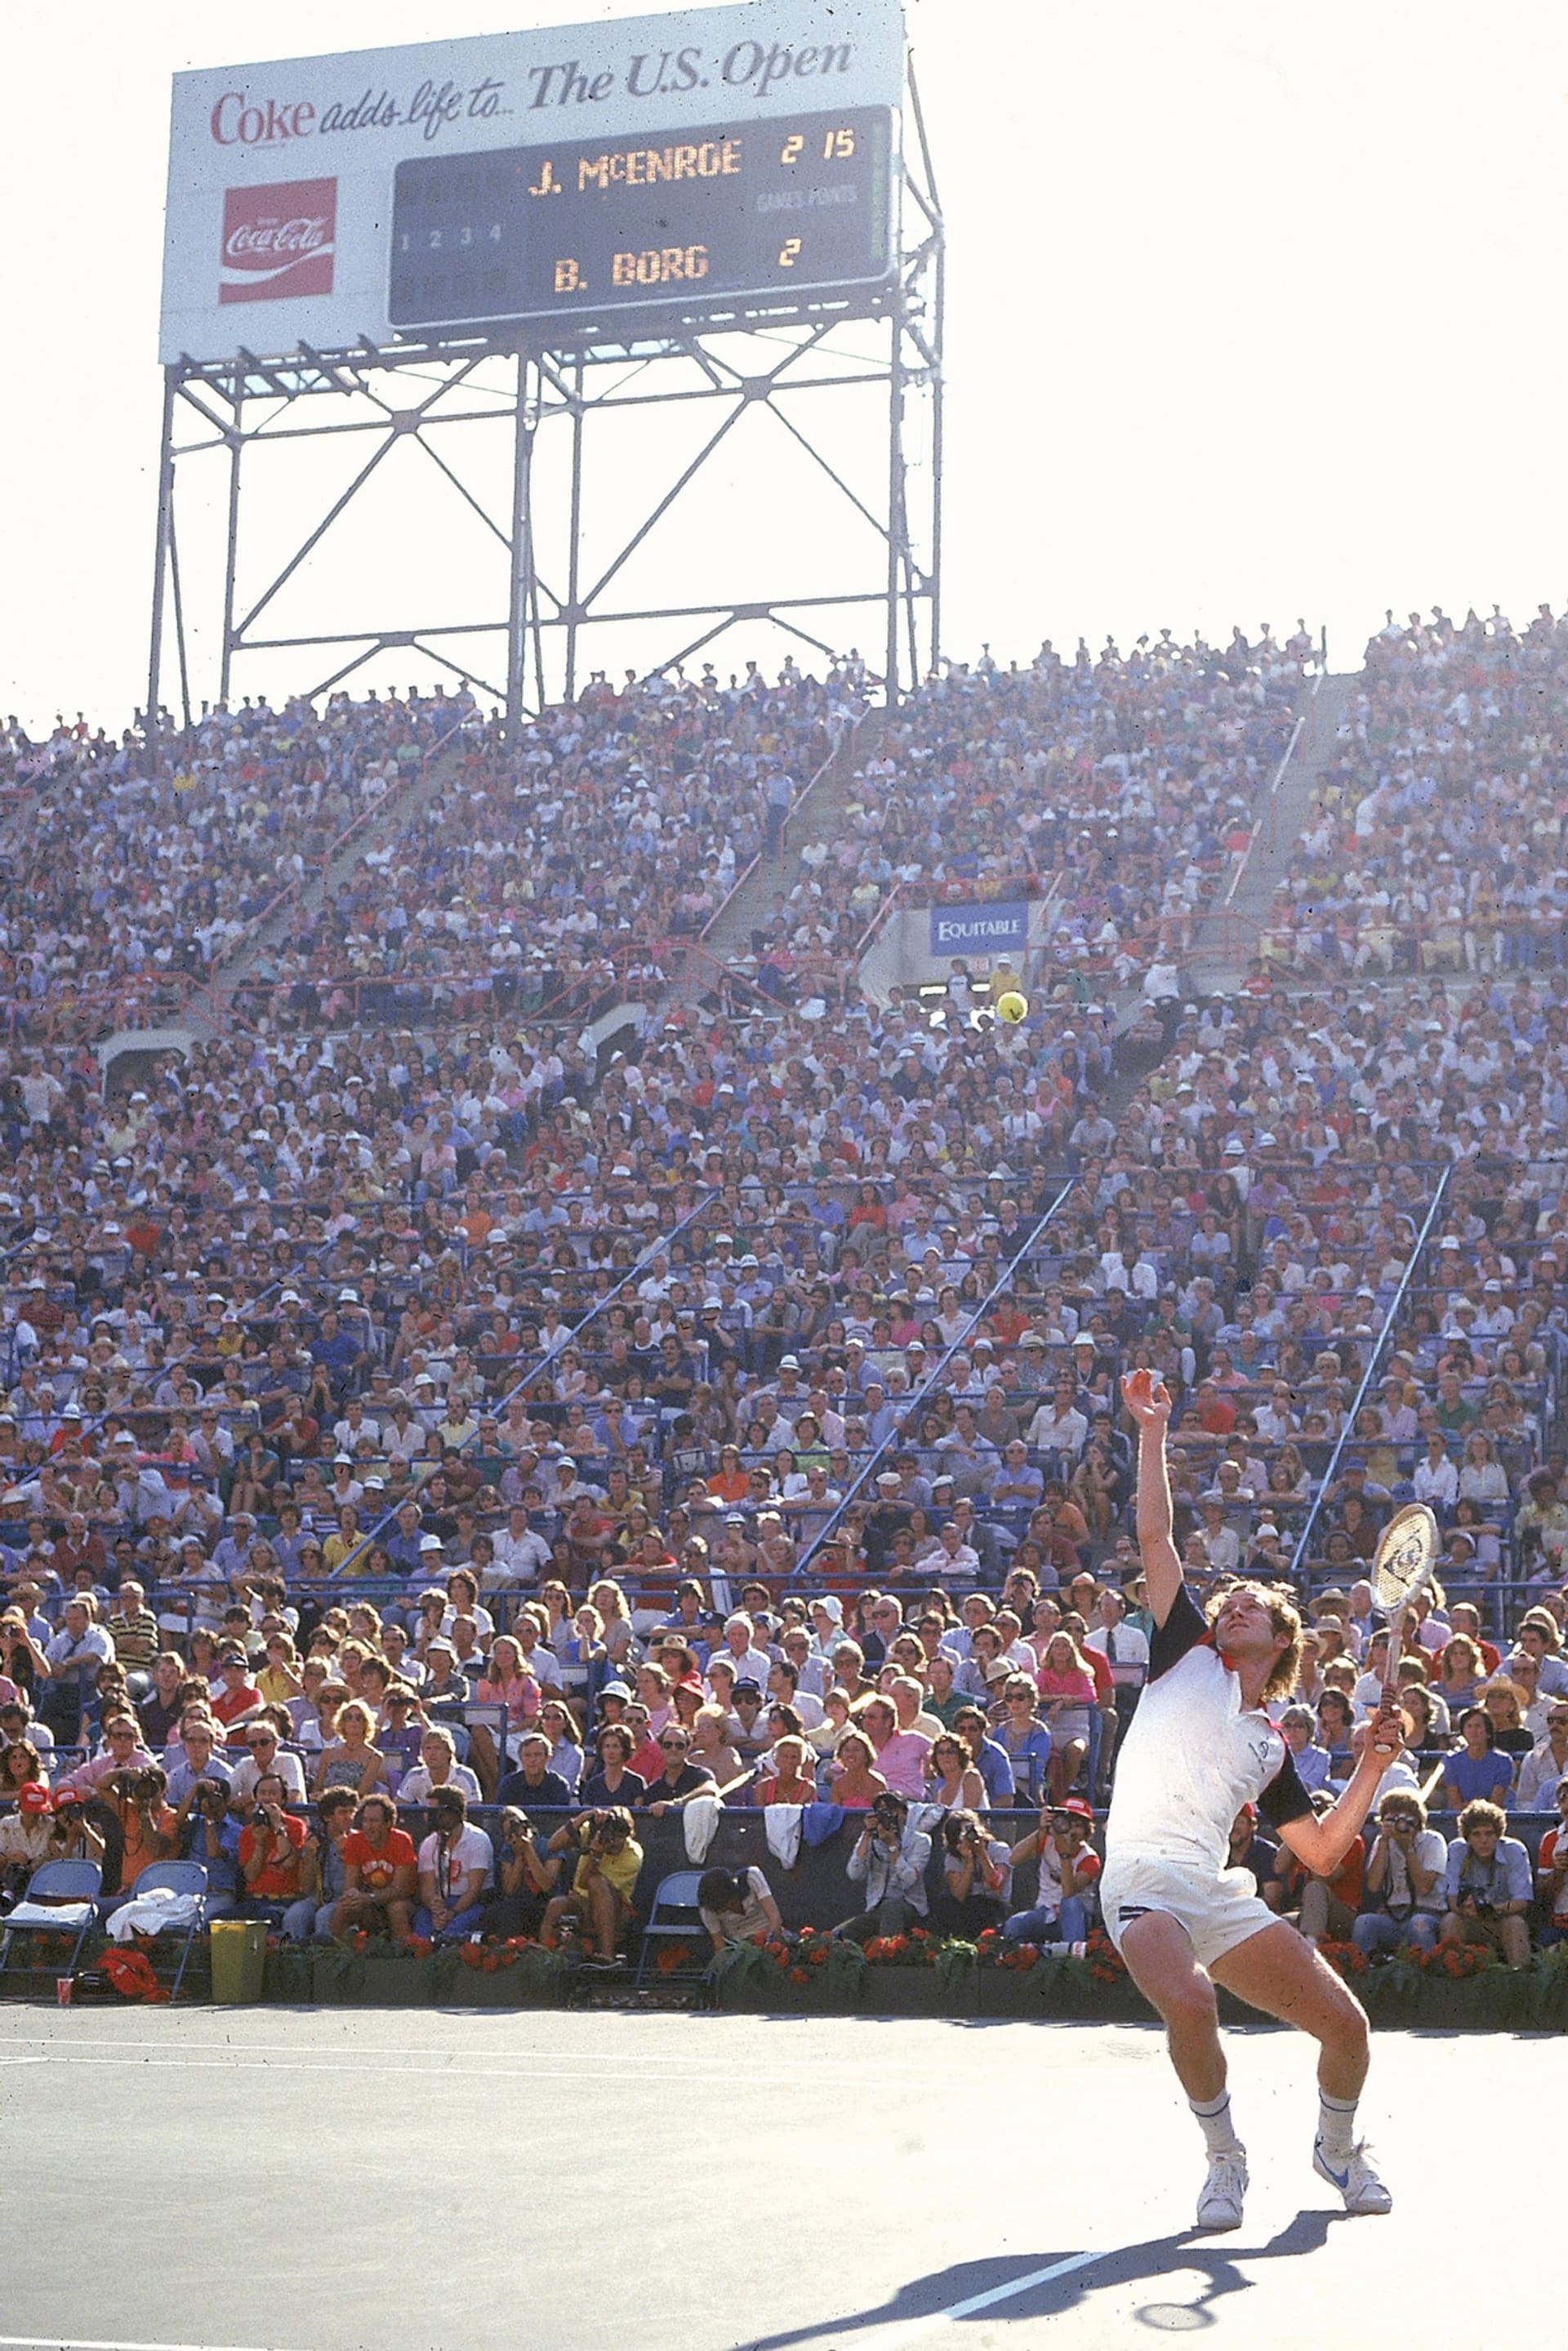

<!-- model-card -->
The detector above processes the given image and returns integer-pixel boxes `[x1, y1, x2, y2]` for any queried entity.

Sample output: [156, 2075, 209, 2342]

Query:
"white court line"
[11, 2051, 950, 2091]
[0, 2337, 306, 2351]
[875, 2251, 1102, 2345]
[0, 2033, 939, 2085]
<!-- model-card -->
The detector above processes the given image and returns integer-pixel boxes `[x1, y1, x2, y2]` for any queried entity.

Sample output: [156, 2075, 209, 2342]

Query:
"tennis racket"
[1372, 1501, 1441, 1703]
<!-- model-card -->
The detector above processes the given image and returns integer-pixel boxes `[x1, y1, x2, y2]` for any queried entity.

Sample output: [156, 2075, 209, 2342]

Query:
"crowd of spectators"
[228, 658, 862, 1036]
[0, 691, 475, 1041]
[1258, 603, 1568, 979]
[737, 625, 1313, 1007]
[3, 614, 1568, 1982]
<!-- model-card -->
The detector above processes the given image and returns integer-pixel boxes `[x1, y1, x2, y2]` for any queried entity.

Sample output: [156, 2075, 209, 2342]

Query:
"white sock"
[1189, 2090, 1241, 2157]
[1317, 2090, 1357, 2159]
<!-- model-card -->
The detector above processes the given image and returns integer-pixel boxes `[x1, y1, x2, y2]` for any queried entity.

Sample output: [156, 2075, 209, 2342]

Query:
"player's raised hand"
[1120, 1367, 1172, 1430]
[1370, 1689, 1405, 1756]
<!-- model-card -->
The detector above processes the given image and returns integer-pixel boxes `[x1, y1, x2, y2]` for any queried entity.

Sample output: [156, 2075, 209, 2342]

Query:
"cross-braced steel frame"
[146, 60, 942, 736]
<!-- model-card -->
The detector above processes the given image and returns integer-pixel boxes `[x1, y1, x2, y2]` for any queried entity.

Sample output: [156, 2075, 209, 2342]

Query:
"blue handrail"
[1286, 1161, 1452, 1585]
[804, 1177, 1079, 1568]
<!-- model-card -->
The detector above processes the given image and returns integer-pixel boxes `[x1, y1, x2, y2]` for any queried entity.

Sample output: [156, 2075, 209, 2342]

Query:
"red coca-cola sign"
[220, 177, 336, 304]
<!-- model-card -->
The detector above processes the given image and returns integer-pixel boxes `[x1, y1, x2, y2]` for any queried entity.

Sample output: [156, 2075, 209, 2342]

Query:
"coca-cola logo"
[220, 178, 336, 305]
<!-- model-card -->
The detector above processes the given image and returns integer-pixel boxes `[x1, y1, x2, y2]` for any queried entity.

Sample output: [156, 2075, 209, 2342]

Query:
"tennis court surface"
[0, 2005, 1552, 2351]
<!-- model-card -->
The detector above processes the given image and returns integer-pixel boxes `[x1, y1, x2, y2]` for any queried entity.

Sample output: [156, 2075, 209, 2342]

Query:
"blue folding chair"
[632, 1868, 707, 1990]
[119, 1861, 210, 2001]
[0, 1860, 102, 1987]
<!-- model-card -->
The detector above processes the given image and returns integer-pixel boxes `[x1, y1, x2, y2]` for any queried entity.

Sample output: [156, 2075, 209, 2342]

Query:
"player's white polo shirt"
[1102, 1584, 1313, 1967]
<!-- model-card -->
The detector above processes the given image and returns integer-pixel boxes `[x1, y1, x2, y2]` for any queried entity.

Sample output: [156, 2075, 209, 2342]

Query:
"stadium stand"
[2, 612, 1566, 1986]
[0, 689, 475, 1041]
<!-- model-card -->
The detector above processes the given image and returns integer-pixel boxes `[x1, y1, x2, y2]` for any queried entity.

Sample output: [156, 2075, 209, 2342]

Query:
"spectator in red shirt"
[1194, 1380, 1236, 1436]
[238, 1773, 307, 1921]
[210, 1649, 263, 1737]
[329, 1793, 417, 1946]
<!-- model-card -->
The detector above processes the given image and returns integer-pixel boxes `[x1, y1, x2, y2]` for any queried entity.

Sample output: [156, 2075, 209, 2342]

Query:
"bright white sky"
[4, 1, 1567, 727]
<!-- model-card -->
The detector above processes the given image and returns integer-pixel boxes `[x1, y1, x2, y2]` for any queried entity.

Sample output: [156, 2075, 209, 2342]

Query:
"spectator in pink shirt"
[58, 1711, 156, 1798]
[855, 1692, 931, 1800]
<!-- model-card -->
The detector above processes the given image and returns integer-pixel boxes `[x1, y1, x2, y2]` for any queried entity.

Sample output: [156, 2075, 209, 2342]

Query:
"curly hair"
[1205, 1581, 1304, 1702]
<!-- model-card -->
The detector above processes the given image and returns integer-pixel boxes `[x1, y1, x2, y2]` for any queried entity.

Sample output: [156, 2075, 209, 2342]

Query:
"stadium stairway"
[1186, 669, 1357, 997]
[678, 713, 884, 1002]
[185, 725, 475, 1037]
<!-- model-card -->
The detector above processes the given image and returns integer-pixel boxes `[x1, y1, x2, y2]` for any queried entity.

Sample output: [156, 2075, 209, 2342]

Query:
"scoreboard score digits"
[389, 103, 893, 331]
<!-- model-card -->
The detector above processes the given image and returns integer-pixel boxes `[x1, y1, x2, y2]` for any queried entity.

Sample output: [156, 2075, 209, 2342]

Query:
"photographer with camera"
[0, 1782, 61, 1901]
[412, 1785, 492, 1943]
[281, 1788, 357, 1943]
[933, 1807, 1012, 1937]
[175, 1775, 241, 1917]
[1352, 1790, 1447, 1956]
[836, 1790, 931, 1943]
[0, 1610, 47, 1707]
[1440, 1797, 1532, 1966]
[482, 1807, 560, 1940]
[1000, 1796, 1102, 1946]
[540, 1806, 644, 1966]
[41, 1788, 105, 1872]
[97, 1763, 176, 1905]
[238, 1772, 307, 1923]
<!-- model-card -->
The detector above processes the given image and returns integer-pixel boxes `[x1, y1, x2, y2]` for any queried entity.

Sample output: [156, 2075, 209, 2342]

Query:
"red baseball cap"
[1052, 1798, 1094, 1822]
[18, 1782, 52, 1815]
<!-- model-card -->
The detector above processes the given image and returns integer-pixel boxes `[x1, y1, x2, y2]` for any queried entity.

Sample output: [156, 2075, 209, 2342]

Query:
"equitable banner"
[929, 902, 1029, 956]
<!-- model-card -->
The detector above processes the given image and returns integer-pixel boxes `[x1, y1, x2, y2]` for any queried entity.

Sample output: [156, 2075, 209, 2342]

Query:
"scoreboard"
[158, 3, 906, 364]
[389, 105, 894, 332]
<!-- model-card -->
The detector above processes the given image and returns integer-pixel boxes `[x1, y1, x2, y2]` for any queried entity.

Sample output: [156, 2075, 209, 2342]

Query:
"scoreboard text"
[389, 104, 893, 331]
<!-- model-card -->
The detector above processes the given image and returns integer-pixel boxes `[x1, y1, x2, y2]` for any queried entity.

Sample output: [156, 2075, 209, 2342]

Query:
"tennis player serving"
[1105, 1368, 1400, 2229]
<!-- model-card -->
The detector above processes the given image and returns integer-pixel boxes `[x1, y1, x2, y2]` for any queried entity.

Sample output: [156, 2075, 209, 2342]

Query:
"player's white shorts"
[1101, 1853, 1276, 1972]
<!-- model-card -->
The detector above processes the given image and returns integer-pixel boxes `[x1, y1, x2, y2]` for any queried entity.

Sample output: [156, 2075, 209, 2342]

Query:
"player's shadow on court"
[737, 2208, 1348, 2349]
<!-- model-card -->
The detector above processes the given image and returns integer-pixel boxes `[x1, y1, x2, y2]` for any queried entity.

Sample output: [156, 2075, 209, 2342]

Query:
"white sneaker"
[1313, 2138, 1392, 2215]
[1195, 2147, 1248, 2231]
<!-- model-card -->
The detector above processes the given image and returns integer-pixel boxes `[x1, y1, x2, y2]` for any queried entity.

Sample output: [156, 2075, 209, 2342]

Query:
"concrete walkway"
[182, 729, 474, 1037]
[1186, 671, 1356, 996]
[684, 714, 883, 996]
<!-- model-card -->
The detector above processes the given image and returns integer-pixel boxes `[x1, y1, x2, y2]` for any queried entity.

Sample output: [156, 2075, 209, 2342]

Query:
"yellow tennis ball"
[994, 990, 1028, 1024]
